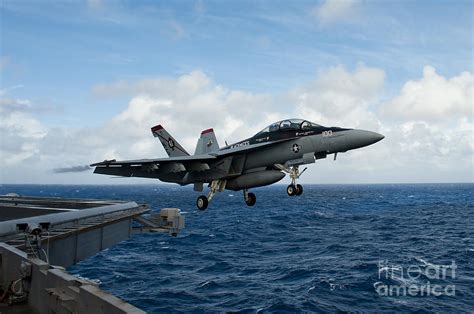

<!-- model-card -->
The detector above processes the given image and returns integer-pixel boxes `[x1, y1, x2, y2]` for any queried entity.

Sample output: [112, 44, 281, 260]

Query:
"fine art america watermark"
[374, 260, 456, 297]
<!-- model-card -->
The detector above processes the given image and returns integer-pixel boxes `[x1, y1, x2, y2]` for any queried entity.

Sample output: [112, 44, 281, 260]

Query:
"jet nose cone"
[369, 131, 385, 143]
[345, 129, 385, 150]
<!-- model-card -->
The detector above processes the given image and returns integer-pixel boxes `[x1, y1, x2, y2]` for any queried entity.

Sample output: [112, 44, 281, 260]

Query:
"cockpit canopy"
[255, 119, 322, 136]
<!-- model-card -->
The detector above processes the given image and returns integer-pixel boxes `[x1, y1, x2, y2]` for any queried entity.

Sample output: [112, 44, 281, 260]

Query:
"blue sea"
[1, 183, 473, 312]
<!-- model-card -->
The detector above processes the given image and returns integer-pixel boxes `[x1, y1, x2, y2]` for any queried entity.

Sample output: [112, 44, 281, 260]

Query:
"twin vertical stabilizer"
[194, 128, 220, 155]
[151, 125, 190, 157]
[151, 125, 220, 157]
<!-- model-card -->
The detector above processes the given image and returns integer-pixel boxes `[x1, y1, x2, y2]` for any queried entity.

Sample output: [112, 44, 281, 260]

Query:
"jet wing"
[90, 154, 216, 178]
[91, 138, 295, 178]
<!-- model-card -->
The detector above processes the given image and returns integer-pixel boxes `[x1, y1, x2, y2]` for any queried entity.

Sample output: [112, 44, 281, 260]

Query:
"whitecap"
[414, 256, 449, 268]
[73, 274, 101, 285]
[314, 211, 328, 217]
[200, 280, 212, 288]
[393, 299, 410, 305]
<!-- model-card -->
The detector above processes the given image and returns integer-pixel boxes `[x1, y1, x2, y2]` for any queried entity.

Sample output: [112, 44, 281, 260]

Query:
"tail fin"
[151, 125, 189, 157]
[194, 128, 220, 155]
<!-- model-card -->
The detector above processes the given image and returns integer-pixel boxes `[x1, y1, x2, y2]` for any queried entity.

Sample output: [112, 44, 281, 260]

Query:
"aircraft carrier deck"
[0, 194, 184, 313]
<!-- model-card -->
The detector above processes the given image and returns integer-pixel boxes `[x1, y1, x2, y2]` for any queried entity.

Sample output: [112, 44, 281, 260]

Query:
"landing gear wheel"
[245, 192, 256, 206]
[296, 184, 303, 196]
[287, 184, 297, 196]
[197, 195, 208, 210]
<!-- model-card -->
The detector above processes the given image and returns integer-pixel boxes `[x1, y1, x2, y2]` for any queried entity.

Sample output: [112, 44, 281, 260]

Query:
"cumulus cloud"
[0, 98, 47, 168]
[368, 67, 473, 183]
[381, 66, 473, 122]
[93, 70, 277, 150]
[291, 64, 385, 130]
[1, 65, 472, 184]
[312, 0, 359, 24]
[0, 98, 32, 113]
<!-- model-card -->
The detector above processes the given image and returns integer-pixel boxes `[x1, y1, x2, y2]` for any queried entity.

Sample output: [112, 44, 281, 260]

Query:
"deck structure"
[0, 194, 184, 313]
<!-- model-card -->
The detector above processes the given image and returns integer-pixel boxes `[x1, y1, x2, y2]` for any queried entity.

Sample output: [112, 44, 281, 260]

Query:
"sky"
[0, 0, 473, 184]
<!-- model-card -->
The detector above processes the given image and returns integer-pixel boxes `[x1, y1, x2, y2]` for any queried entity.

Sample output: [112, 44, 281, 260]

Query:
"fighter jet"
[91, 119, 384, 210]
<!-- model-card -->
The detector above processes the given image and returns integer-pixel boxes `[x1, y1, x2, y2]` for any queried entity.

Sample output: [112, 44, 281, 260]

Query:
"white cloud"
[0, 99, 47, 168]
[0, 98, 31, 113]
[93, 71, 211, 99]
[0, 85, 24, 97]
[312, 0, 359, 24]
[381, 66, 473, 122]
[93, 70, 277, 150]
[371, 67, 473, 183]
[289, 64, 385, 132]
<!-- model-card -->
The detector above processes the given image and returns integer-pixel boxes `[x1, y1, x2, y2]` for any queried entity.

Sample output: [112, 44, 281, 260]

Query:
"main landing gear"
[196, 180, 224, 210]
[243, 189, 256, 206]
[196, 195, 208, 210]
[196, 180, 257, 210]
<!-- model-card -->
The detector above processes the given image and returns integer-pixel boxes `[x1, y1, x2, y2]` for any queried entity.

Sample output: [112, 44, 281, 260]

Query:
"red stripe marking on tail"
[151, 125, 163, 132]
[201, 128, 214, 135]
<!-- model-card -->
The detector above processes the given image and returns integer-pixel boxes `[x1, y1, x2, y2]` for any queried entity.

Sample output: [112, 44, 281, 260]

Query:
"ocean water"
[1, 183, 473, 312]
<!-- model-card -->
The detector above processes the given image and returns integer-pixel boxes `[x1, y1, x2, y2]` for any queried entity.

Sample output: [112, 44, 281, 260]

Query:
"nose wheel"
[287, 183, 303, 196]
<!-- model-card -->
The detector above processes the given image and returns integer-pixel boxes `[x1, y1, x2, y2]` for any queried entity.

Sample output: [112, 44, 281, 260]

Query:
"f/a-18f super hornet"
[91, 119, 384, 210]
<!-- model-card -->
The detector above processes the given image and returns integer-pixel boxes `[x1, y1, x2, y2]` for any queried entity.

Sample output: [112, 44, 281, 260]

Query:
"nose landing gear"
[287, 183, 303, 196]
[276, 164, 307, 197]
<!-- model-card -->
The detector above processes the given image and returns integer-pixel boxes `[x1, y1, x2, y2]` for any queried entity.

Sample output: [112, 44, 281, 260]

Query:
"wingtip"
[90, 159, 116, 167]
